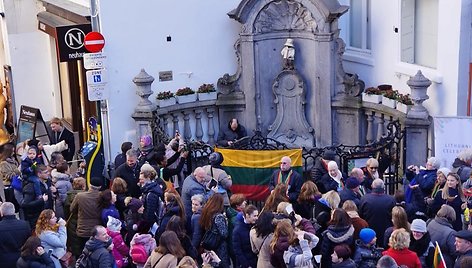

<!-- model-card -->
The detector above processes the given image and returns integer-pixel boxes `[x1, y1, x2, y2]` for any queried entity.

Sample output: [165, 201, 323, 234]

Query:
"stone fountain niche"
[218, 0, 350, 147]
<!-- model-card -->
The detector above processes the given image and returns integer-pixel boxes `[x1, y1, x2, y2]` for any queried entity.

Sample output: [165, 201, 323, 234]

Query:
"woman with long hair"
[99, 189, 120, 225]
[250, 211, 276, 268]
[17, 236, 55, 268]
[382, 228, 421, 268]
[431, 172, 466, 230]
[283, 228, 319, 267]
[200, 194, 229, 267]
[166, 215, 198, 260]
[383, 206, 410, 248]
[35, 209, 67, 268]
[262, 183, 289, 213]
[319, 208, 354, 268]
[294, 180, 321, 220]
[144, 230, 185, 268]
[156, 192, 186, 242]
[270, 219, 295, 268]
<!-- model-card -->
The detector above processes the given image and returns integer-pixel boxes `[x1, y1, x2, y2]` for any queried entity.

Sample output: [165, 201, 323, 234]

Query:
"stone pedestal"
[131, 69, 157, 143]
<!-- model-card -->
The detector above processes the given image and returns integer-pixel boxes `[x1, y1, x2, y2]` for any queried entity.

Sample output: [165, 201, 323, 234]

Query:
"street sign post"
[84, 31, 105, 53]
[86, 69, 109, 101]
[83, 52, 107, 70]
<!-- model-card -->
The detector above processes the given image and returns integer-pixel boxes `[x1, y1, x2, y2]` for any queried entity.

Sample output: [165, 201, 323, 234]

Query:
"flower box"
[362, 93, 382, 104]
[396, 102, 412, 114]
[382, 96, 397, 109]
[158, 97, 176, 108]
[197, 92, 217, 101]
[176, 94, 197, 104]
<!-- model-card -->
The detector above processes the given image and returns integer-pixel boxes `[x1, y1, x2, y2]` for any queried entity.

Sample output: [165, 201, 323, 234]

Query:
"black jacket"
[114, 162, 141, 198]
[141, 181, 163, 224]
[51, 127, 75, 162]
[217, 125, 247, 147]
[16, 254, 55, 268]
[84, 238, 114, 268]
[269, 168, 303, 203]
[359, 192, 396, 245]
[0, 215, 31, 268]
[21, 178, 53, 229]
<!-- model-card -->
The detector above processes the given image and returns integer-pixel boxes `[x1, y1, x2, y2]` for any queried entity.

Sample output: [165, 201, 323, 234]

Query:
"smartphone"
[208, 178, 218, 189]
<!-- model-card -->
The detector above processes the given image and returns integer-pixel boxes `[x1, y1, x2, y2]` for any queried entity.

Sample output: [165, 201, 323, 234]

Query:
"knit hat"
[90, 177, 103, 187]
[359, 228, 376, 244]
[209, 152, 224, 166]
[437, 167, 451, 178]
[410, 219, 427, 233]
[127, 198, 143, 213]
[322, 150, 336, 161]
[140, 163, 155, 174]
[140, 135, 152, 147]
[107, 216, 121, 232]
[345, 177, 360, 189]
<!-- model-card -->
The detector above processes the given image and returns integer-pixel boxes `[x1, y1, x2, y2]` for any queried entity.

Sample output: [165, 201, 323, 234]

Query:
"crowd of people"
[2, 117, 472, 268]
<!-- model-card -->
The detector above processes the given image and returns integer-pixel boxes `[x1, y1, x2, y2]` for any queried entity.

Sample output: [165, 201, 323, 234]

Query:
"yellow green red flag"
[433, 241, 446, 268]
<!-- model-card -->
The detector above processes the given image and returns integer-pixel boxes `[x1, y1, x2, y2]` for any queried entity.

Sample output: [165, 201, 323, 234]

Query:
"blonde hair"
[342, 200, 358, 212]
[391, 206, 410, 232]
[388, 228, 410, 250]
[323, 190, 340, 210]
[366, 158, 379, 167]
[441, 173, 465, 201]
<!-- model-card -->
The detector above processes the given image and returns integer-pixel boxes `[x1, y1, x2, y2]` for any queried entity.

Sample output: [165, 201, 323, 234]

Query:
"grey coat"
[427, 217, 457, 268]
[181, 174, 213, 221]
[38, 225, 67, 268]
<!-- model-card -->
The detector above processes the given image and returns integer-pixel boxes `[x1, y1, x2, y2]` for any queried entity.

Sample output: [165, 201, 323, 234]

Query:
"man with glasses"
[269, 156, 303, 203]
[82, 225, 114, 268]
[362, 158, 380, 191]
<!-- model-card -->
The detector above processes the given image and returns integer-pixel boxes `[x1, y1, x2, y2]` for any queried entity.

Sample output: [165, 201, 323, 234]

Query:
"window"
[348, 0, 371, 51]
[400, 0, 438, 68]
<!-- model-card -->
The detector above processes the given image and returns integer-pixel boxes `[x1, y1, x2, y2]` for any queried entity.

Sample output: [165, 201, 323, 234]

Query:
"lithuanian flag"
[433, 241, 446, 268]
[215, 148, 303, 201]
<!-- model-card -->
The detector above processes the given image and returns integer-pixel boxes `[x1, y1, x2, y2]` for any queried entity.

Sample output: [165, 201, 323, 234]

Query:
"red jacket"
[383, 248, 422, 268]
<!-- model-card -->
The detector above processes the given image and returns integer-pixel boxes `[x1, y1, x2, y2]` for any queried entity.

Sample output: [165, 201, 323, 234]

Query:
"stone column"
[404, 70, 432, 166]
[131, 69, 157, 144]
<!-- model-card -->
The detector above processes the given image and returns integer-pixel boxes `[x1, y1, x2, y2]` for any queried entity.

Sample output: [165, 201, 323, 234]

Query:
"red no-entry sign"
[84, 32, 105, 53]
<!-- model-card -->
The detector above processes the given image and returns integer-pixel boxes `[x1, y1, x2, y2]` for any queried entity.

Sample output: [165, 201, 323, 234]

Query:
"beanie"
[359, 228, 376, 244]
[209, 152, 223, 166]
[438, 167, 451, 178]
[410, 219, 427, 233]
[345, 177, 360, 189]
[127, 198, 143, 213]
[106, 216, 121, 232]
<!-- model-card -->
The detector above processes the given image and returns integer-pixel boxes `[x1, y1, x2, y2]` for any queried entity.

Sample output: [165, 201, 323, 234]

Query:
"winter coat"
[84, 237, 115, 268]
[406, 168, 438, 198]
[359, 191, 396, 244]
[114, 153, 126, 171]
[451, 158, 472, 183]
[232, 216, 257, 268]
[107, 229, 129, 268]
[270, 235, 291, 268]
[311, 158, 329, 192]
[217, 124, 247, 147]
[313, 198, 333, 236]
[181, 174, 213, 222]
[130, 233, 157, 262]
[50, 127, 75, 162]
[409, 232, 434, 268]
[382, 248, 421, 268]
[63, 189, 84, 257]
[427, 217, 457, 268]
[319, 225, 354, 268]
[269, 168, 303, 203]
[250, 230, 274, 268]
[332, 259, 357, 268]
[209, 213, 230, 268]
[190, 211, 203, 248]
[70, 189, 102, 237]
[50, 170, 72, 202]
[0, 215, 31, 268]
[101, 204, 120, 226]
[115, 193, 127, 219]
[455, 250, 472, 268]
[346, 211, 369, 241]
[339, 188, 361, 207]
[0, 157, 20, 187]
[143, 252, 177, 268]
[319, 172, 346, 193]
[38, 226, 67, 268]
[125, 210, 144, 245]
[21, 178, 53, 229]
[293, 197, 318, 220]
[353, 239, 383, 268]
[202, 165, 232, 206]
[16, 254, 55, 268]
[114, 162, 141, 198]
[156, 201, 181, 242]
[283, 233, 319, 268]
[141, 181, 163, 224]
[431, 188, 464, 231]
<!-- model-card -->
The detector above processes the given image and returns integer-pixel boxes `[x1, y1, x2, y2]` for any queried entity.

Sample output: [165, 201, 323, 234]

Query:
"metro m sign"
[56, 24, 92, 62]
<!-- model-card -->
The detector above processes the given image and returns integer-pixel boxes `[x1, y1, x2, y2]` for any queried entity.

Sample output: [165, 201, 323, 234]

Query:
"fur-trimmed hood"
[324, 225, 354, 243]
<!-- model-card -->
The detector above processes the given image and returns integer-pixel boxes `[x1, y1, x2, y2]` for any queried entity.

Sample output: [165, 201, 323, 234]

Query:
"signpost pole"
[90, 0, 112, 178]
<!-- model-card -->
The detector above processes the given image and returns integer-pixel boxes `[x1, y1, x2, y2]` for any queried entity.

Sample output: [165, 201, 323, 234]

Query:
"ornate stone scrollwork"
[254, 0, 317, 33]
[217, 39, 242, 95]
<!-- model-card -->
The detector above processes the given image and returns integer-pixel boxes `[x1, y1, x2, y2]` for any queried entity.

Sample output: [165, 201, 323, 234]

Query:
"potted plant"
[156, 91, 176, 107]
[175, 87, 197, 104]
[197, 83, 217, 101]
[362, 87, 382, 103]
[381, 89, 398, 109]
[396, 93, 413, 113]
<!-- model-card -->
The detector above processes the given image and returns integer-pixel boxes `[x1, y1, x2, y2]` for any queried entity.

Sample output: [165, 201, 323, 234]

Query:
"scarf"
[277, 170, 293, 185]
[409, 232, 431, 257]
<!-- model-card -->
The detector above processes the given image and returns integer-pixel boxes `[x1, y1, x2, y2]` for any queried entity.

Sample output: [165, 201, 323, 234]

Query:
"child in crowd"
[51, 160, 72, 219]
[106, 216, 129, 268]
[21, 146, 42, 199]
[354, 228, 383, 268]
[124, 197, 144, 245]
[129, 221, 156, 268]
[331, 244, 356, 268]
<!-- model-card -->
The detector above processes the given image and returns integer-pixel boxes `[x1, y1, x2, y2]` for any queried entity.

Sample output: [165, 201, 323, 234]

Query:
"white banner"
[433, 116, 472, 169]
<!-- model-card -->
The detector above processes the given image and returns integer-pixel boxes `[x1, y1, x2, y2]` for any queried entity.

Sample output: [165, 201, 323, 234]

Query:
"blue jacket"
[141, 181, 163, 224]
[232, 215, 257, 268]
[406, 169, 437, 197]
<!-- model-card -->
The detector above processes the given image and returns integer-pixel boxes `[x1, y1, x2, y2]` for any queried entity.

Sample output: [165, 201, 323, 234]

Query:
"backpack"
[75, 248, 92, 268]
[130, 243, 148, 264]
